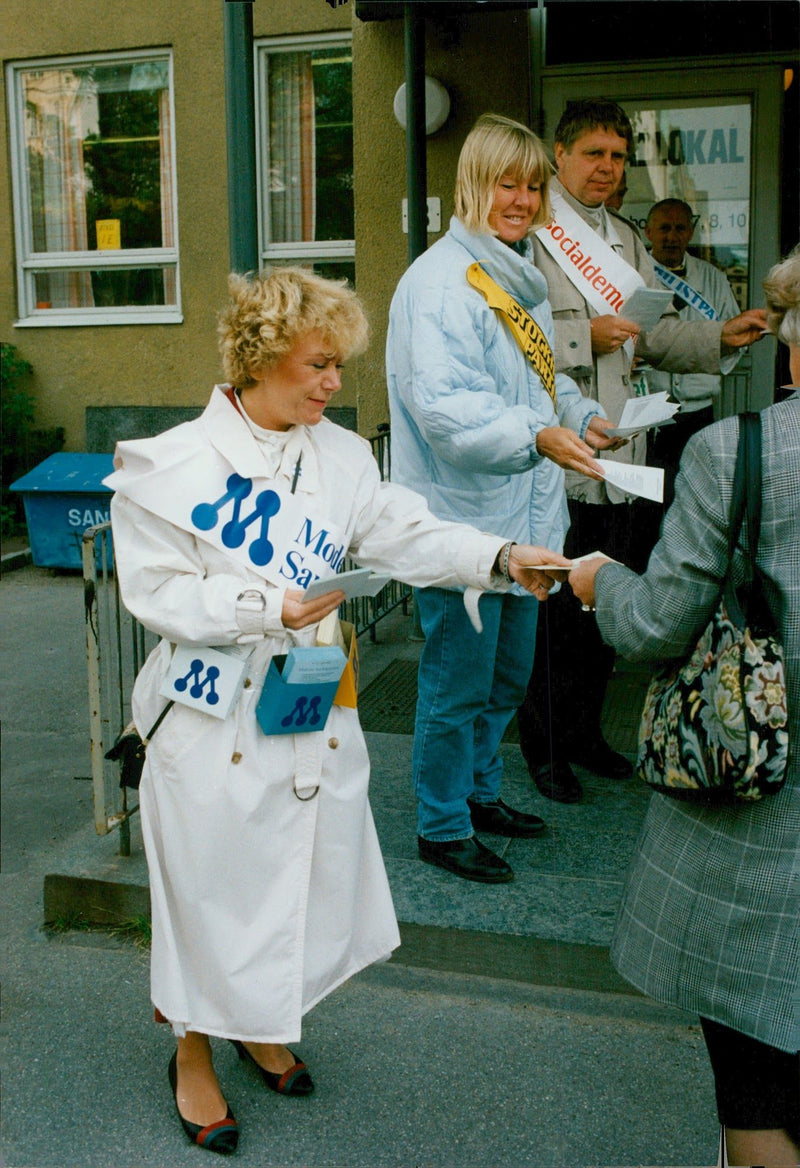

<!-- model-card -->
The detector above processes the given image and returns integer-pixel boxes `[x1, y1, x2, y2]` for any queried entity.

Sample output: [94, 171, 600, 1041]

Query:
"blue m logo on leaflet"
[191, 473, 281, 567]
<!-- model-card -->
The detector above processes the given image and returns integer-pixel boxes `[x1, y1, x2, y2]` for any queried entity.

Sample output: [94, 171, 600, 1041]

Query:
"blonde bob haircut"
[218, 266, 369, 389]
[454, 113, 553, 236]
[762, 246, 800, 348]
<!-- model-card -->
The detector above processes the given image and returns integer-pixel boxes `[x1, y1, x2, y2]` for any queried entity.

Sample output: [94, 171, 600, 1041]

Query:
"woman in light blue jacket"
[387, 114, 622, 883]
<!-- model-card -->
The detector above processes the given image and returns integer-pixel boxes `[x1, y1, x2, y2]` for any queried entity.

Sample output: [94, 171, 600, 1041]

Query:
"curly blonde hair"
[454, 113, 553, 236]
[218, 267, 369, 389]
[762, 246, 800, 347]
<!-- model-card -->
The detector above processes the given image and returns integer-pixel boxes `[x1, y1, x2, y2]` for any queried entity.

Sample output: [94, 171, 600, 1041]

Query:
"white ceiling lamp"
[393, 76, 451, 136]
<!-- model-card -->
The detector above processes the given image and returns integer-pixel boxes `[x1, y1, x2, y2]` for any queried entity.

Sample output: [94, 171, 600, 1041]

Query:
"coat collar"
[201, 387, 321, 493]
[449, 216, 549, 311]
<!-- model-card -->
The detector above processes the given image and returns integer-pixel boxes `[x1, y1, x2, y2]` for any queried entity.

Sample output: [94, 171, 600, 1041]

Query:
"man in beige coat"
[517, 97, 767, 803]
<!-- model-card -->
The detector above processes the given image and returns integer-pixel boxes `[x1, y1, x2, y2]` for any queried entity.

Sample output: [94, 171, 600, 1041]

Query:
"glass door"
[624, 98, 752, 309]
[541, 59, 784, 412]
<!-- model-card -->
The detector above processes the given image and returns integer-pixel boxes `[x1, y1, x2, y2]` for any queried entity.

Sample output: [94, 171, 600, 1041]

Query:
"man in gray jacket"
[517, 97, 767, 803]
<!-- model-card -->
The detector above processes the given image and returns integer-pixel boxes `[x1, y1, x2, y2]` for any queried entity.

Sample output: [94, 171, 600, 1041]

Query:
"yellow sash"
[466, 261, 556, 404]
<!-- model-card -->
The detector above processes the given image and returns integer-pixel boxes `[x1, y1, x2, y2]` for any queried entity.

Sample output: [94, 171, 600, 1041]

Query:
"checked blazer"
[595, 396, 800, 1052]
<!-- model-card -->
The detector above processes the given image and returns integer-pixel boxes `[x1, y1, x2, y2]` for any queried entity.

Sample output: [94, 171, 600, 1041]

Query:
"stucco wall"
[1, 0, 350, 451]
[352, 7, 533, 435]
[1, 2, 531, 450]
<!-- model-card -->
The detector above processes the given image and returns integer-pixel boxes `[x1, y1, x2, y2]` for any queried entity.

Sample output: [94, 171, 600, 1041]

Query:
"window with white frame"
[8, 50, 180, 326]
[256, 34, 354, 285]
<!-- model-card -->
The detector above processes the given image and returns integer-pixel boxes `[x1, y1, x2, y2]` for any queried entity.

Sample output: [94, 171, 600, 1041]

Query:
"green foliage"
[1, 342, 35, 427]
[1, 343, 65, 542]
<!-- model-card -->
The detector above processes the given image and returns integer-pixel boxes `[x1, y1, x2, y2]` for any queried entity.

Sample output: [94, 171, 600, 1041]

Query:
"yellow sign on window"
[96, 219, 121, 250]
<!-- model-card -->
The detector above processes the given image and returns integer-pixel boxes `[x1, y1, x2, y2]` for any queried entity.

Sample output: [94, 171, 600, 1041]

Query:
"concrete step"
[43, 605, 652, 995]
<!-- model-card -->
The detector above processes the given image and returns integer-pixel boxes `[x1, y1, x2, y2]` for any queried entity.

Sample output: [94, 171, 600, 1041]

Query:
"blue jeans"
[413, 587, 538, 841]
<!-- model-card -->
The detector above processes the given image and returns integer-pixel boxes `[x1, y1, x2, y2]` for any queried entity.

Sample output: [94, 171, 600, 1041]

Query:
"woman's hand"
[585, 416, 628, 452]
[568, 555, 612, 609]
[507, 544, 572, 599]
[281, 588, 346, 630]
[589, 314, 640, 354]
[536, 426, 605, 480]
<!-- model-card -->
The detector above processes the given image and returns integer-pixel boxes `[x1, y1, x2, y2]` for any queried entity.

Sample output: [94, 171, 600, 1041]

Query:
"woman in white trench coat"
[106, 267, 570, 1156]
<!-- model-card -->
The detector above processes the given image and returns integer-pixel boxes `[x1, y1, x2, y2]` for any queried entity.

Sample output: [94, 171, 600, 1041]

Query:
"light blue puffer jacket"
[386, 217, 602, 555]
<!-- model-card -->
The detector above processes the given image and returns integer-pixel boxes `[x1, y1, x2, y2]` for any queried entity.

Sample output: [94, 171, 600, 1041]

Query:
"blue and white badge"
[159, 644, 249, 719]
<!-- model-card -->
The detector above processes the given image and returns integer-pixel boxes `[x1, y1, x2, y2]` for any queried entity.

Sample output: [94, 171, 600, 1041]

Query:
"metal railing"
[340, 425, 412, 640]
[83, 425, 410, 847]
[82, 522, 157, 854]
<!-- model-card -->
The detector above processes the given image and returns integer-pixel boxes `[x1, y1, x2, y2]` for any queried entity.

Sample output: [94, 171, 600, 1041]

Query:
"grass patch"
[107, 914, 152, 949]
[44, 912, 152, 949]
[44, 910, 93, 935]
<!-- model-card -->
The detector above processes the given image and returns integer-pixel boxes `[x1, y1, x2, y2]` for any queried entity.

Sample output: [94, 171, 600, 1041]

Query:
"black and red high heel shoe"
[229, 1039, 314, 1096]
[168, 1051, 239, 1155]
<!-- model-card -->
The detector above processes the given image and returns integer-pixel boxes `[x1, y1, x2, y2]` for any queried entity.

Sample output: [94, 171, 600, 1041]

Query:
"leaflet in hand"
[519, 551, 616, 571]
[620, 287, 673, 329]
[606, 391, 680, 438]
[300, 567, 393, 603]
[600, 460, 664, 502]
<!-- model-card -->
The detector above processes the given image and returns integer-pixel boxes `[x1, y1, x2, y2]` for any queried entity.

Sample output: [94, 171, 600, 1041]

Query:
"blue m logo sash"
[109, 446, 348, 593]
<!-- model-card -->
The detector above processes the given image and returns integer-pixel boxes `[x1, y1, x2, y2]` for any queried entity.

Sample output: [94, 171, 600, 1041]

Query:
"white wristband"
[236, 588, 267, 636]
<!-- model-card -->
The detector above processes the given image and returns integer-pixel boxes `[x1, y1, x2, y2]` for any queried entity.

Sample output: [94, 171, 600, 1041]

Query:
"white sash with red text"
[536, 190, 645, 316]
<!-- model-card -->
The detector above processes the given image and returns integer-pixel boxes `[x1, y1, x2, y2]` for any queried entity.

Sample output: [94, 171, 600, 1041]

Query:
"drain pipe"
[404, 2, 428, 265]
[223, 0, 259, 273]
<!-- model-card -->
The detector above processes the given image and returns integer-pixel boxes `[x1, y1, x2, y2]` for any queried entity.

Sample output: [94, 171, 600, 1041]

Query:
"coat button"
[328, 737, 339, 749]
[243, 678, 252, 689]
[569, 339, 578, 349]
[231, 752, 243, 764]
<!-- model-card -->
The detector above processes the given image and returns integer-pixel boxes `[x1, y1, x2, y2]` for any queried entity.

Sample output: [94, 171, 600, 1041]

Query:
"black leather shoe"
[568, 740, 632, 780]
[417, 835, 513, 883]
[530, 761, 583, 804]
[467, 797, 545, 838]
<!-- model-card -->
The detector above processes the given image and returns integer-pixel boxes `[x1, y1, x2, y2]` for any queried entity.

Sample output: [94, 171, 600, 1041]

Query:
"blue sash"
[652, 262, 720, 321]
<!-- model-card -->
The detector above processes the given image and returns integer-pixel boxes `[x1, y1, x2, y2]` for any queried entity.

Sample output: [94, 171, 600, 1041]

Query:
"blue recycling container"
[10, 452, 115, 570]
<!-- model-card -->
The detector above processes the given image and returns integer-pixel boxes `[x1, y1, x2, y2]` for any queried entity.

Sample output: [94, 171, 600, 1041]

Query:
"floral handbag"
[636, 412, 789, 804]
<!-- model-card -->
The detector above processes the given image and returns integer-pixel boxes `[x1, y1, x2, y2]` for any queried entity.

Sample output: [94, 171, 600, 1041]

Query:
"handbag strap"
[143, 699, 175, 745]
[724, 411, 763, 623]
[742, 410, 763, 564]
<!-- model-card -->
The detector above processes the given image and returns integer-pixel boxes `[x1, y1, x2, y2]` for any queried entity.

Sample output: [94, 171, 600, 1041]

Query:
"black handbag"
[636, 412, 789, 804]
[104, 701, 174, 790]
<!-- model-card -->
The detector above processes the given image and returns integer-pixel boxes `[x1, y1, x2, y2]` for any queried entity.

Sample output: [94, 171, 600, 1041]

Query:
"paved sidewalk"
[1, 561, 721, 1167]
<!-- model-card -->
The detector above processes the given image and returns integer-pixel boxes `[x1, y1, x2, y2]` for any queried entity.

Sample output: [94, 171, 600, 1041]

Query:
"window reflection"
[259, 37, 355, 277]
[621, 100, 751, 309]
[17, 56, 176, 313]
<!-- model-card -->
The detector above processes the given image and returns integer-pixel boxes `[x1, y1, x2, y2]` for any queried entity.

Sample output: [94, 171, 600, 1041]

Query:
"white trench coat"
[108, 388, 510, 1042]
